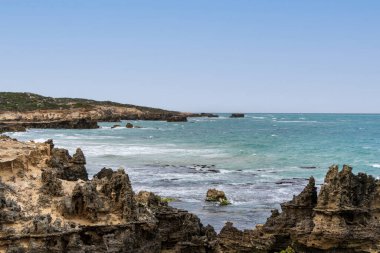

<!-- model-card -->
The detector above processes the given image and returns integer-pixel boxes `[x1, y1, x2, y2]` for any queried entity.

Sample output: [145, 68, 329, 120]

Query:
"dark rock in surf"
[188, 113, 219, 118]
[230, 113, 244, 118]
[300, 166, 317, 169]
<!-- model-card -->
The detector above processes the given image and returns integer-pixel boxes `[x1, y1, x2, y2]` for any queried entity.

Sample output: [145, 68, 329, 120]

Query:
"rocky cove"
[0, 136, 379, 252]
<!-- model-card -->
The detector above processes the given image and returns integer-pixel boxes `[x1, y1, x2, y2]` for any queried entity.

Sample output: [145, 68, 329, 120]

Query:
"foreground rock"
[219, 165, 380, 252]
[0, 137, 218, 252]
[1, 136, 380, 252]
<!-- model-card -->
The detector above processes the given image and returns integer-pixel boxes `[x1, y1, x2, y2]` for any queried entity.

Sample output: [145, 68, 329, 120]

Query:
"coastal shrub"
[219, 199, 231, 206]
[0, 92, 178, 114]
[159, 197, 176, 203]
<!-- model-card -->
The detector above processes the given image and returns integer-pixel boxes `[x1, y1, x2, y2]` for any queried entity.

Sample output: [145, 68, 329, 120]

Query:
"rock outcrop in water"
[1, 135, 380, 252]
[229, 113, 244, 118]
[206, 189, 227, 202]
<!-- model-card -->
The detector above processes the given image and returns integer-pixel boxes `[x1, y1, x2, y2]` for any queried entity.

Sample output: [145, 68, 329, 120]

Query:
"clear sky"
[0, 1, 379, 113]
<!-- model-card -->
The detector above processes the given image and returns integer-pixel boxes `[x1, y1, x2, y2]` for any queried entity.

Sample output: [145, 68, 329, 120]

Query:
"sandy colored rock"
[0, 137, 218, 252]
[218, 165, 380, 253]
[206, 188, 228, 202]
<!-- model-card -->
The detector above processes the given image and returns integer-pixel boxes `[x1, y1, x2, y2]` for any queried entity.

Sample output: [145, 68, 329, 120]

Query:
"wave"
[84, 145, 227, 158]
[372, 164, 380, 168]
[33, 138, 47, 143]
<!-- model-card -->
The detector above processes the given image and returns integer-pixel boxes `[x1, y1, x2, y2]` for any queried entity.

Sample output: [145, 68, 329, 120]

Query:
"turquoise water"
[8, 114, 380, 231]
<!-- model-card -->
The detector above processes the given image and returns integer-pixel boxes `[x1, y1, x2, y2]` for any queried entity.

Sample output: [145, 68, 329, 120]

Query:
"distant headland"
[0, 92, 219, 132]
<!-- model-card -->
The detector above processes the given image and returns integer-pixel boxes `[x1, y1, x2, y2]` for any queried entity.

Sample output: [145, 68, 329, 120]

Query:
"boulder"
[206, 188, 228, 202]
[126, 123, 134, 128]
[111, 124, 120, 129]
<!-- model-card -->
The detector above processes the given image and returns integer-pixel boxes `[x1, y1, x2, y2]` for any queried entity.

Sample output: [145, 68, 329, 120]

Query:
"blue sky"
[0, 1, 379, 113]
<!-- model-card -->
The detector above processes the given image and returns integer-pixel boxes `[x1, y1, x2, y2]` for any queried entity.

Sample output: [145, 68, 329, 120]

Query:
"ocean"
[8, 113, 380, 231]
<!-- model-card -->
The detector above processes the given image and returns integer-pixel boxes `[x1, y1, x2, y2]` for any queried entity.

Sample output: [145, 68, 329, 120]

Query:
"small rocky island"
[1, 135, 380, 252]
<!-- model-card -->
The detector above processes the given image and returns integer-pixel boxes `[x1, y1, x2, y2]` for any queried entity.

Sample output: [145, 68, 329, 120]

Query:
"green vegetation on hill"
[0, 92, 177, 113]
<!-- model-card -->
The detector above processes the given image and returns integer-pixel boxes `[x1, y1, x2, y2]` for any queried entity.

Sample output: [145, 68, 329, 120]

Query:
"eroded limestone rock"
[48, 147, 88, 181]
[219, 165, 380, 253]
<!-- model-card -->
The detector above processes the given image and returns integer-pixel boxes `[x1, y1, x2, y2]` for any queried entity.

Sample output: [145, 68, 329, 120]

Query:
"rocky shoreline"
[1, 136, 379, 252]
[0, 92, 221, 133]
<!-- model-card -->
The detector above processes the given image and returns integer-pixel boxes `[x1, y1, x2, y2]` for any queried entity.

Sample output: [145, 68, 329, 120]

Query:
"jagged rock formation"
[47, 147, 88, 181]
[0, 137, 218, 252]
[219, 165, 380, 253]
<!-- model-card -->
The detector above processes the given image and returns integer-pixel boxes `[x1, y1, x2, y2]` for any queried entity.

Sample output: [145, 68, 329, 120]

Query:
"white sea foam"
[33, 138, 47, 143]
[83, 144, 226, 158]
[372, 164, 380, 168]
[9, 131, 26, 137]
[276, 120, 318, 123]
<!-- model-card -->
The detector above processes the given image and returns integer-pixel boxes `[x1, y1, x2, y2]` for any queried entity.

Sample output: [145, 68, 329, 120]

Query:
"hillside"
[0, 92, 177, 114]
